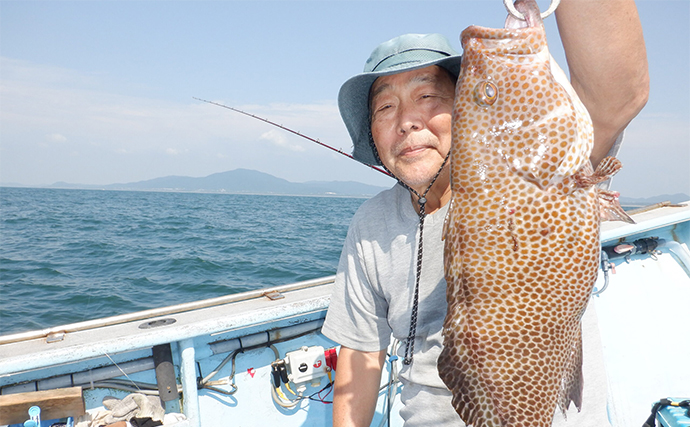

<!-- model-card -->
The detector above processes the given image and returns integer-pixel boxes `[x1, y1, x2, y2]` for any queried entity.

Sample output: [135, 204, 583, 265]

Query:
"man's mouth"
[398, 144, 432, 158]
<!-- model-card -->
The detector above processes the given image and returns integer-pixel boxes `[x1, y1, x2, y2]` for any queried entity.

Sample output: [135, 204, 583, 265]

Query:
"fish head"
[452, 9, 593, 191]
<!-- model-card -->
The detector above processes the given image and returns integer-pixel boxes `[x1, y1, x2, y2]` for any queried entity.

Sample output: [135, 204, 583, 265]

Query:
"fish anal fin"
[598, 189, 635, 223]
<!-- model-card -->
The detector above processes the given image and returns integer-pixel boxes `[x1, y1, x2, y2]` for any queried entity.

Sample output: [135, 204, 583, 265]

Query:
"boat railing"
[0, 275, 336, 346]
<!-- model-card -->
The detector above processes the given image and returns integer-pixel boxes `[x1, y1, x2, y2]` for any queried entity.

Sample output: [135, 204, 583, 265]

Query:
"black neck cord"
[378, 152, 450, 366]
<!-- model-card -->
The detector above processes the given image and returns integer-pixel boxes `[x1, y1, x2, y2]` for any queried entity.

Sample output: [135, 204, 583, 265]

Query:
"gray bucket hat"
[338, 33, 462, 166]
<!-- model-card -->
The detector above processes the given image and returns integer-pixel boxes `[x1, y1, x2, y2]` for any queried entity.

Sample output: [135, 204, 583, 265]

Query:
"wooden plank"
[0, 386, 84, 425]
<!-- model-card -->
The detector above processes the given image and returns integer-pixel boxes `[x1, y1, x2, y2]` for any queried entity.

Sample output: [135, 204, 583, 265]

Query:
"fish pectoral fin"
[574, 157, 634, 223]
[594, 156, 624, 180]
[598, 189, 635, 223]
[574, 156, 623, 188]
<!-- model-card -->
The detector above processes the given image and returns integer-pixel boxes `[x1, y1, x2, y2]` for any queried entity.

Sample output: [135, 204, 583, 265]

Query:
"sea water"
[0, 187, 368, 335]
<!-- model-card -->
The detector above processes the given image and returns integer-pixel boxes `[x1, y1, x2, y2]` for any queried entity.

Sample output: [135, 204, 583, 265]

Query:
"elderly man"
[322, 1, 649, 426]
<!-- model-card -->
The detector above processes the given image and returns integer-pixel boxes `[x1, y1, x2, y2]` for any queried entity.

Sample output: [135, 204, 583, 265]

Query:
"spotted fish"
[437, 1, 633, 426]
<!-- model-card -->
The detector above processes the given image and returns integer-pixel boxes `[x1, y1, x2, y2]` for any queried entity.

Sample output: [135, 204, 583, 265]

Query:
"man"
[321, 1, 649, 426]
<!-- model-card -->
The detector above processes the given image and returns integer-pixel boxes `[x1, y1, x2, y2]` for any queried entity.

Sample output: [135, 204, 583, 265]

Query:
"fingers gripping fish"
[437, 1, 633, 426]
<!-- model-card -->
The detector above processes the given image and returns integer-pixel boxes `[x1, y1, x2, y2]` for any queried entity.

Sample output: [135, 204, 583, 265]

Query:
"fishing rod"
[193, 97, 392, 178]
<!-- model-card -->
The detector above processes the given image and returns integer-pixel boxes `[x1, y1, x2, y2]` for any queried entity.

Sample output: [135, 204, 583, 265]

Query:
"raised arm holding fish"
[555, 0, 649, 168]
[322, 0, 648, 426]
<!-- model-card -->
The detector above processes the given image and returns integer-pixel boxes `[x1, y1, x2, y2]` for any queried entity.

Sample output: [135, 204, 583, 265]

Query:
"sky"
[0, 0, 688, 200]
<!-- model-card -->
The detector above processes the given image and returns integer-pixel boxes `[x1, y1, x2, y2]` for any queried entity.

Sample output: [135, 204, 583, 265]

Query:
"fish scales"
[437, 1, 629, 426]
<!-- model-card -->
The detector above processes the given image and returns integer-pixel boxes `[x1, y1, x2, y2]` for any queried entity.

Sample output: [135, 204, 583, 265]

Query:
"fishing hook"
[193, 97, 392, 178]
[504, 0, 560, 20]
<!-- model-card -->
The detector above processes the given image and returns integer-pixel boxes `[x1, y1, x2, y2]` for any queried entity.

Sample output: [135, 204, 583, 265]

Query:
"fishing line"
[196, 96, 446, 365]
[103, 351, 142, 392]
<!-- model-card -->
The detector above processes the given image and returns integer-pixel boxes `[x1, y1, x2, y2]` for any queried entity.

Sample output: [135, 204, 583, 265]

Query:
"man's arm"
[333, 346, 387, 427]
[555, 0, 649, 167]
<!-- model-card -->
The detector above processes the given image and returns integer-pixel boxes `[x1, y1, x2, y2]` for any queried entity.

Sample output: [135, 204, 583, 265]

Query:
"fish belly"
[440, 178, 600, 426]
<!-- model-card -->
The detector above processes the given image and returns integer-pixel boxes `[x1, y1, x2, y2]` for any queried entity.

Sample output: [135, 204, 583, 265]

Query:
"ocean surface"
[0, 187, 368, 336]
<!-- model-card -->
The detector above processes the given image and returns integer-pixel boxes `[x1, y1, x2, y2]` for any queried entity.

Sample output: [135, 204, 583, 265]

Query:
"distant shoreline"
[4, 184, 688, 208]
[0, 168, 391, 198]
[0, 185, 376, 199]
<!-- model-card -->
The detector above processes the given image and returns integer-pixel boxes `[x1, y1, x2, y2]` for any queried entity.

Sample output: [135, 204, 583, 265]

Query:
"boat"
[1, 201, 689, 427]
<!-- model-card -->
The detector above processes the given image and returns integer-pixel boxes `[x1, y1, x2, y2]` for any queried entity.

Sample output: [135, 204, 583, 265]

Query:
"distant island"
[1, 169, 687, 205]
[3, 169, 391, 198]
[618, 193, 690, 207]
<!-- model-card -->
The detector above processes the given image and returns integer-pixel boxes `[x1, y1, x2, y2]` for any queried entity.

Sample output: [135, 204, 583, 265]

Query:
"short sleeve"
[322, 220, 392, 352]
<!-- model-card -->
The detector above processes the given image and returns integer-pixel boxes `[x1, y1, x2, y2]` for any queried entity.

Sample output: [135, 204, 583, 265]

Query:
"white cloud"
[165, 148, 185, 156]
[259, 129, 305, 152]
[0, 57, 378, 186]
[46, 133, 67, 142]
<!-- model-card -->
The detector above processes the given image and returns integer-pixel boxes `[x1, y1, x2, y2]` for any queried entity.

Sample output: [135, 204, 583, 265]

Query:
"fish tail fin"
[574, 156, 623, 188]
[558, 327, 584, 419]
[598, 189, 636, 223]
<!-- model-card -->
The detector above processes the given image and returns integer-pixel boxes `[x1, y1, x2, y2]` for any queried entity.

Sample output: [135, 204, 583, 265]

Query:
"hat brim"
[338, 54, 462, 166]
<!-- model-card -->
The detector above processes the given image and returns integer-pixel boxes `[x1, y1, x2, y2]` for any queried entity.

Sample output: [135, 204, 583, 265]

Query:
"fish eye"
[473, 81, 498, 107]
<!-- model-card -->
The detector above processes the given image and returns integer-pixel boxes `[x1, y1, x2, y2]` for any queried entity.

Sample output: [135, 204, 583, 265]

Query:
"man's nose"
[397, 104, 423, 135]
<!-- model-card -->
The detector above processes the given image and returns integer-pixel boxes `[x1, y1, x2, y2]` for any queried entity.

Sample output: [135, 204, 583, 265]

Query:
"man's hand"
[332, 346, 387, 427]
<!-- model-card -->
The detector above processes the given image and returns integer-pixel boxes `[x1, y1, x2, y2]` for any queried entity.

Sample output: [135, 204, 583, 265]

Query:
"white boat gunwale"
[0, 276, 336, 380]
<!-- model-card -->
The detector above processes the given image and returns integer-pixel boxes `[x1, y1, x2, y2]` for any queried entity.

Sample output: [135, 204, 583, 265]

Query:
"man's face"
[370, 65, 455, 190]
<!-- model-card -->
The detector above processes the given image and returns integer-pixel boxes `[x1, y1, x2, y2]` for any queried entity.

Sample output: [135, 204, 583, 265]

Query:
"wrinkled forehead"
[370, 65, 455, 101]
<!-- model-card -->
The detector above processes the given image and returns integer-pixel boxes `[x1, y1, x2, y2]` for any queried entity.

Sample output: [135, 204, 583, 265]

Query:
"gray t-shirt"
[322, 181, 612, 426]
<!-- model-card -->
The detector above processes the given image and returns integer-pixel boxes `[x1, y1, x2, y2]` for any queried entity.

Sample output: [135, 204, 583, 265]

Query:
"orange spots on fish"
[437, 0, 631, 425]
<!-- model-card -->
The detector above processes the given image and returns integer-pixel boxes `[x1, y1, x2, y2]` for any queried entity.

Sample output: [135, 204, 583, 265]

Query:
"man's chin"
[392, 170, 440, 191]
[383, 151, 447, 187]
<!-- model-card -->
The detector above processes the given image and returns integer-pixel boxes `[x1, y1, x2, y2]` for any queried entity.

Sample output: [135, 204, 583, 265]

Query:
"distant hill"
[4, 171, 687, 203]
[45, 169, 389, 197]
